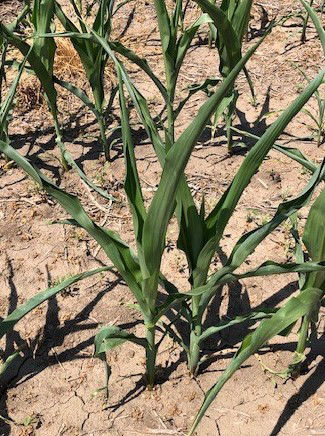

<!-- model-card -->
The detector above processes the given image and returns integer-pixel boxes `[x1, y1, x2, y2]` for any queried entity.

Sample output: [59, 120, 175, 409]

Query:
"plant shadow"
[270, 333, 325, 435]
[0, 265, 141, 435]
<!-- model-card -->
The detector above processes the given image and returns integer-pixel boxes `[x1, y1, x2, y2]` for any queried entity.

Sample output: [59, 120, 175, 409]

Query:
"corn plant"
[298, 67, 325, 146]
[195, 0, 255, 152]
[0, 1, 114, 200]
[301, 0, 325, 42]
[297, 1, 325, 147]
[2, 20, 325, 433]
[53, 0, 116, 161]
[1, 1, 325, 434]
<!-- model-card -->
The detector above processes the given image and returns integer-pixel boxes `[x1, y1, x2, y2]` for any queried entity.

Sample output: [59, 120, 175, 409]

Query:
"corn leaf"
[231, 0, 253, 43]
[189, 287, 324, 435]
[198, 159, 325, 311]
[193, 69, 325, 287]
[118, 70, 146, 251]
[53, 77, 100, 117]
[0, 22, 58, 117]
[198, 308, 276, 344]
[194, 0, 241, 75]
[300, 0, 325, 56]
[31, 0, 56, 74]
[153, 260, 325, 324]
[231, 126, 324, 177]
[0, 138, 148, 314]
[0, 50, 30, 131]
[153, 0, 171, 54]
[303, 187, 325, 289]
[95, 325, 147, 356]
[110, 41, 167, 100]
[0, 266, 111, 341]
[175, 13, 212, 74]
[142, 35, 267, 280]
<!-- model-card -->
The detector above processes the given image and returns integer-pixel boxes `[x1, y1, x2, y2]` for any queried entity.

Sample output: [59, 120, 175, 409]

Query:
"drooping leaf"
[94, 325, 147, 356]
[0, 138, 148, 314]
[188, 287, 324, 435]
[0, 267, 111, 341]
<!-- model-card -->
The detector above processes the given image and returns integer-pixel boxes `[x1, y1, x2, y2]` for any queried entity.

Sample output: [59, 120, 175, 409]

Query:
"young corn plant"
[0, 0, 113, 199]
[2, 17, 325, 433]
[149, 0, 215, 143]
[50, 0, 206, 158]
[299, 69, 325, 146]
[0, 267, 111, 378]
[53, 0, 116, 161]
[2, 1, 325, 434]
[195, 0, 255, 152]
[299, 1, 325, 148]
[301, 0, 325, 42]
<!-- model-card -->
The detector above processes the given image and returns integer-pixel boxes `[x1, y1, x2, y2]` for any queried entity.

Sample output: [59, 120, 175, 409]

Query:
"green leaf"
[300, 0, 325, 56]
[153, 0, 171, 53]
[110, 41, 167, 100]
[231, 126, 323, 176]
[0, 49, 30, 131]
[194, 69, 324, 287]
[94, 325, 147, 356]
[153, 259, 325, 323]
[175, 13, 212, 74]
[31, 0, 56, 74]
[0, 267, 111, 341]
[142, 35, 267, 280]
[62, 148, 114, 201]
[0, 138, 148, 314]
[118, 69, 146, 251]
[227, 162, 325, 270]
[194, 0, 241, 76]
[231, 0, 253, 43]
[303, 187, 325, 289]
[53, 77, 100, 117]
[188, 287, 324, 435]
[198, 308, 276, 344]
[198, 160, 325, 312]
[0, 350, 22, 378]
[0, 22, 58, 117]
[217, 260, 325, 286]
[174, 78, 221, 119]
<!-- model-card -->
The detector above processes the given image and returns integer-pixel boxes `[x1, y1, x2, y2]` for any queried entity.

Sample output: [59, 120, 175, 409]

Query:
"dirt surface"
[1, 1, 325, 435]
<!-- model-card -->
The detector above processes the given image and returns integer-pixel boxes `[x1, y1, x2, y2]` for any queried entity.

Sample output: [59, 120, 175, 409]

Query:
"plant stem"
[296, 315, 310, 356]
[93, 86, 110, 161]
[98, 114, 110, 161]
[287, 315, 310, 377]
[301, 0, 314, 42]
[145, 325, 157, 388]
[188, 296, 202, 376]
[54, 119, 69, 171]
[226, 92, 238, 154]
[166, 100, 175, 145]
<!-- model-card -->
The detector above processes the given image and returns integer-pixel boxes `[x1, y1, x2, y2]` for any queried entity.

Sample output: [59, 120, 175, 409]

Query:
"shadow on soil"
[270, 336, 325, 435]
[0, 267, 141, 435]
[1, 57, 323, 434]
